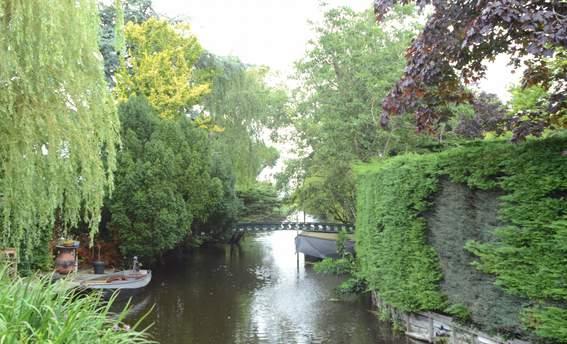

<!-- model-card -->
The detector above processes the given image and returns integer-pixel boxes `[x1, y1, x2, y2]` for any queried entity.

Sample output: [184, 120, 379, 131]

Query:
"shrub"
[0, 268, 153, 343]
[313, 257, 354, 275]
[355, 135, 567, 341]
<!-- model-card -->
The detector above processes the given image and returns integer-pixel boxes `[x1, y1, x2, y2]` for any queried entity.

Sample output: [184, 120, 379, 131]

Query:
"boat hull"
[79, 270, 152, 290]
[295, 232, 355, 259]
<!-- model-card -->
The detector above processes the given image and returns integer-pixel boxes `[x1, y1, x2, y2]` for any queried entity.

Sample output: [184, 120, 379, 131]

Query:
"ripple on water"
[118, 232, 409, 344]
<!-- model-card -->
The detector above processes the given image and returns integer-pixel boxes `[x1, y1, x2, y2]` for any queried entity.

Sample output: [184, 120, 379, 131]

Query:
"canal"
[118, 231, 409, 344]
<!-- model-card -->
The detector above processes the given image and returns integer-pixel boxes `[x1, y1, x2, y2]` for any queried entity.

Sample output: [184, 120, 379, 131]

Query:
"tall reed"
[0, 267, 155, 343]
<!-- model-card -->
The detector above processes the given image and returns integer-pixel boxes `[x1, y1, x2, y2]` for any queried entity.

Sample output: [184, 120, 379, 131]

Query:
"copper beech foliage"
[374, 0, 567, 141]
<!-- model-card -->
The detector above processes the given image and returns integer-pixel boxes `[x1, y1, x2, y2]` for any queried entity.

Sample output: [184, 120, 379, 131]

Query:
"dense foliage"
[116, 18, 210, 120]
[356, 154, 444, 311]
[0, 0, 119, 254]
[199, 55, 286, 188]
[103, 11, 270, 256]
[281, 6, 426, 223]
[356, 135, 567, 341]
[374, 0, 567, 141]
[237, 183, 286, 223]
[0, 269, 153, 343]
[99, 0, 155, 85]
[97, 3, 289, 255]
[190, 153, 241, 239]
[108, 97, 228, 259]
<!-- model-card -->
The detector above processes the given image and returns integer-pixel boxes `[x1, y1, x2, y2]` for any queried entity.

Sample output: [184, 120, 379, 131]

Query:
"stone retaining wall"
[371, 291, 530, 344]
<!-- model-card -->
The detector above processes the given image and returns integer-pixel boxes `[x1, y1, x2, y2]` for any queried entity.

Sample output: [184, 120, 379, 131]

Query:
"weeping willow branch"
[0, 0, 120, 253]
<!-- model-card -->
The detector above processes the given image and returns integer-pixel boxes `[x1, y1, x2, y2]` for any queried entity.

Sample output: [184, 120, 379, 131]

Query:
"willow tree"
[199, 55, 286, 188]
[0, 0, 119, 253]
[115, 18, 210, 119]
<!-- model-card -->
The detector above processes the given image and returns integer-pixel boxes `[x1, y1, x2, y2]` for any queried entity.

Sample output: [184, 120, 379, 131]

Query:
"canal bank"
[117, 231, 407, 344]
[355, 137, 567, 342]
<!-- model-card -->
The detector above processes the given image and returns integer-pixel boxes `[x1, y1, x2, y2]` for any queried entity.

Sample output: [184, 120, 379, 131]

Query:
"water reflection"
[118, 231, 408, 344]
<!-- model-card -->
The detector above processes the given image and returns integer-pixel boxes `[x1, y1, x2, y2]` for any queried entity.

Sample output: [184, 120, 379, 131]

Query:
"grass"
[0, 267, 155, 343]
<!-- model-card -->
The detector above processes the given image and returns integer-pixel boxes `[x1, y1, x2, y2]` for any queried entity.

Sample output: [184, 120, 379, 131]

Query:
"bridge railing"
[231, 222, 355, 234]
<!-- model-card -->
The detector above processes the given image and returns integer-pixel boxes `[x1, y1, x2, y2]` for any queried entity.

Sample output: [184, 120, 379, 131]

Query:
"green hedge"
[355, 135, 567, 341]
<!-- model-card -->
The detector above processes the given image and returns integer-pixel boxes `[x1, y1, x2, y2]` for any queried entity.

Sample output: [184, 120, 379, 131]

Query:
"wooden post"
[429, 316, 434, 343]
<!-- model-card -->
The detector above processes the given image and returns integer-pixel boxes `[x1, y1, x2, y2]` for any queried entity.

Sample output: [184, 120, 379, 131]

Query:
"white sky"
[152, 0, 519, 100]
[152, 0, 371, 73]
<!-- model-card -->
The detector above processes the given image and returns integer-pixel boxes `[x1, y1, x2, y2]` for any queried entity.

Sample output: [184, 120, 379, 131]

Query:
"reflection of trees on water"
[122, 233, 407, 344]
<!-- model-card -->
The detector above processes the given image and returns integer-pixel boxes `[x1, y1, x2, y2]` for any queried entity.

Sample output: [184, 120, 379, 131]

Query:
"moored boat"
[53, 256, 153, 291]
[294, 231, 355, 259]
[78, 269, 152, 290]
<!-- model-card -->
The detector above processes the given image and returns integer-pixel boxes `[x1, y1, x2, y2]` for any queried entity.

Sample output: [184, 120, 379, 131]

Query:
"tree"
[116, 18, 210, 120]
[374, 0, 567, 141]
[449, 92, 508, 139]
[109, 96, 221, 259]
[283, 6, 423, 222]
[0, 0, 119, 253]
[99, 0, 155, 85]
[198, 54, 287, 188]
[190, 153, 241, 239]
[237, 182, 286, 223]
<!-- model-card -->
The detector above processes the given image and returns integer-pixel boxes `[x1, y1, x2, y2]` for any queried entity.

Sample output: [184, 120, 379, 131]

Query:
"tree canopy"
[99, 0, 155, 85]
[0, 0, 119, 252]
[109, 96, 225, 259]
[374, 0, 567, 141]
[116, 18, 210, 120]
[199, 54, 287, 188]
[280, 6, 424, 222]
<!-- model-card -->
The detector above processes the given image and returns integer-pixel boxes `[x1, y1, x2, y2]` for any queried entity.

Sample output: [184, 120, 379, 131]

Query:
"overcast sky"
[152, 0, 520, 100]
[153, 0, 369, 71]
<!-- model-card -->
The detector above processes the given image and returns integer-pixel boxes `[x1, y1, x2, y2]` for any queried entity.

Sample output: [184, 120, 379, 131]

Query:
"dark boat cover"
[295, 234, 355, 259]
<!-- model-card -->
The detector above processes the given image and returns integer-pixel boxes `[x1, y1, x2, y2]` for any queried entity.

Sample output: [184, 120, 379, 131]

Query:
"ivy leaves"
[356, 135, 567, 341]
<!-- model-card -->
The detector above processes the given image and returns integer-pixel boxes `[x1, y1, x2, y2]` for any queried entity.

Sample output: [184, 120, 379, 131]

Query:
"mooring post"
[428, 316, 434, 343]
[296, 223, 300, 271]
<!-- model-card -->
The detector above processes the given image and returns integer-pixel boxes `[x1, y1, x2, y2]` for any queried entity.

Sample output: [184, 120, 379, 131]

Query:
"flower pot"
[93, 260, 105, 274]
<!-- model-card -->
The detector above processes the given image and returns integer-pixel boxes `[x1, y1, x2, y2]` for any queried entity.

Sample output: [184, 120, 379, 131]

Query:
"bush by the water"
[0, 268, 153, 343]
[313, 257, 354, 275]
[355, 135, 567, 342]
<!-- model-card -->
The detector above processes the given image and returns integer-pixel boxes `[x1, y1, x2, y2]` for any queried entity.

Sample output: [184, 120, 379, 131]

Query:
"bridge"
[229, 222, 354, 243]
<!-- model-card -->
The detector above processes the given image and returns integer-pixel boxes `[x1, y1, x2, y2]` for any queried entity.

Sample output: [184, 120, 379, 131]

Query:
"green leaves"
[116, 18, 210, 120]
[236, 183, 286, 223]
[286, 6, 422, 222]
[356, 154, 444, 311]
[356, 135, 567, 340]
[0, 0, 119, 253]
[200, 55, 288, 189]
[0, 268, 153, 343]
[109, 96, 220, 259]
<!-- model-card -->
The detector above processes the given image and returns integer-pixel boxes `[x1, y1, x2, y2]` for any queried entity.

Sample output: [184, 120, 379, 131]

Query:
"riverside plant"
[0, 267, 154, 343]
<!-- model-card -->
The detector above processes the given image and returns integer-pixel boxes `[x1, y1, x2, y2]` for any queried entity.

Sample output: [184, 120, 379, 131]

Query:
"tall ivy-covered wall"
[355, 136, 567, 342]
[426, 179, 528, 335]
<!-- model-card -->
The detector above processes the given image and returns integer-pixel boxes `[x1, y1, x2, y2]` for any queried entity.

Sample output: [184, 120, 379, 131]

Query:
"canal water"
[119, 231, 408, 344]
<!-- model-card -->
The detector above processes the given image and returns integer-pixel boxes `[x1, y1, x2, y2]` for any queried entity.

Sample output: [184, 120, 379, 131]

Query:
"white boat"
[78, 269, 152, 290]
